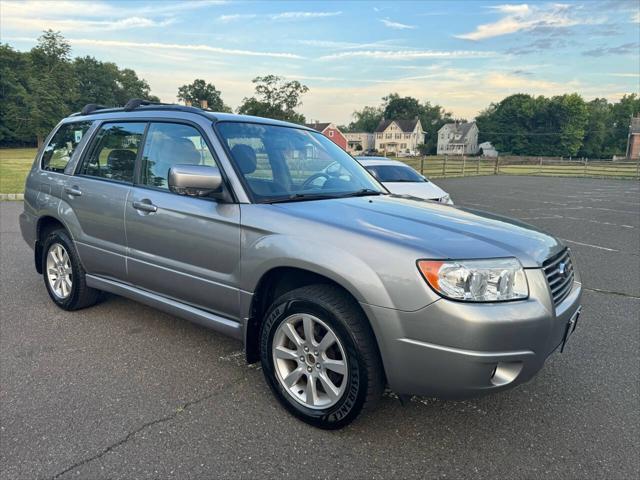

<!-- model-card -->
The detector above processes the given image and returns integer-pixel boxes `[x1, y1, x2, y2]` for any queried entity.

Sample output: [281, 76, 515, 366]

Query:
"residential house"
[479, 141, 498, 158]
[374, 119, 425, 156]
[344, 132, 374, 155]
[437, 122, 479, 155]
[626, 114, 640, 159]
[304, 122, 347, 150]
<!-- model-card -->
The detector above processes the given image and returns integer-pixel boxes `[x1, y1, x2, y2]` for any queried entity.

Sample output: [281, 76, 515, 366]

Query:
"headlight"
[417, 258, 528, 302]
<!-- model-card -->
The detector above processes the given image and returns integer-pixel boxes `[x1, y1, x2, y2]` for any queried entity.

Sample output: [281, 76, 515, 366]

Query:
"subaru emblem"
[558, 262, 566, 277]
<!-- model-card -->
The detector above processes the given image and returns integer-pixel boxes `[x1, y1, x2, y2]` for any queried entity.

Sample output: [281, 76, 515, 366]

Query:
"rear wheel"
[260, 284, 384, 429]
[42, 229, 101, 311]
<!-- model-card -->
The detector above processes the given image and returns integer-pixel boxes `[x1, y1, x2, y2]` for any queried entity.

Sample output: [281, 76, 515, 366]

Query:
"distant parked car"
[356, 157, 453, 204]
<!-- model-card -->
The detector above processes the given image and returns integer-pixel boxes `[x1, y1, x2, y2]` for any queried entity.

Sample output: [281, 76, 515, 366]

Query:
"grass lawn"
[0, 148, 37, 194]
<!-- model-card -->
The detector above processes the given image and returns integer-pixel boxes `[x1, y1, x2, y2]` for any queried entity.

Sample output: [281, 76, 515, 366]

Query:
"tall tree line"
[475, 93, 639, 158]
[346, 92, 638, 157]
[1, 30, 157, 147]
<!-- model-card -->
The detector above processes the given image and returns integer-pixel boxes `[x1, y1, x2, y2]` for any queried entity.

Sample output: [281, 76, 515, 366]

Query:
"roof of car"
[355, 157, 410, 167]
[66, 101, 315, 131]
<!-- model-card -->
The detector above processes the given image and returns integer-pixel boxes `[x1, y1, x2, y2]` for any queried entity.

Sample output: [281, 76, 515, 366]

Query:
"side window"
[140, 123, 216, 189]
[79, 122, 145, 183]
[41, 121, 93, 173]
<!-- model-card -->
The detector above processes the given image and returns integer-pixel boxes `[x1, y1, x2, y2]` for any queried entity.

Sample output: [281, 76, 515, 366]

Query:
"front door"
[125, 121, 241, 319]
[69, 121, 146, 280]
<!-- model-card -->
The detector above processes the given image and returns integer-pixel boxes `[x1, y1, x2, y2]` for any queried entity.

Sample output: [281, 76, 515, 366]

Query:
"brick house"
[304, 122, 347, 150]
[374, 119, 425, 156]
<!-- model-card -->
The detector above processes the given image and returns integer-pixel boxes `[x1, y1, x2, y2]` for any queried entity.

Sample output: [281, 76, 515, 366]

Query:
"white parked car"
[356, 157, 453, 204]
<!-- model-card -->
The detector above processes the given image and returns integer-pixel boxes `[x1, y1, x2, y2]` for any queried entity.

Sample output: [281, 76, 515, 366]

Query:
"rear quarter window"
[41, 122, 93, 173]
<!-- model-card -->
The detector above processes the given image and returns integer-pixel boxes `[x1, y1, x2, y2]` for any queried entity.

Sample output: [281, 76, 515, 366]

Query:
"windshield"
[365, 165, 426, 183]
[216, 122, 385, 203]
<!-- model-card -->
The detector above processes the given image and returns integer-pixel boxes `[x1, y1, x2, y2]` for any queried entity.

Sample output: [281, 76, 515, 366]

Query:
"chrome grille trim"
[543, 248, 574, 307]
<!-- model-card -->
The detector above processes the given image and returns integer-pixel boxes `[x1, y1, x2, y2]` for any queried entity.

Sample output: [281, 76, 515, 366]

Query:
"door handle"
[132, 200, 158, 213]
[64, 186, 82, 197]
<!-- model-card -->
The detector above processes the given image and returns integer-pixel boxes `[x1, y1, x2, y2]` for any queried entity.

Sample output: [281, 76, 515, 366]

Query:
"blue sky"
[2, 0, 639, 124]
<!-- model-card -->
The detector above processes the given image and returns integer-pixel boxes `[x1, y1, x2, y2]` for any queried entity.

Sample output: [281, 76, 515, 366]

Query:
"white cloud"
[380, 18, 416, 30]
[607, 72, 640, 77]
[6, 16, 174, 32]
[216, 10, 342, 23]
[632, 11, 640, 23]
[456, 3, 597, 40]
[217, 14, 257, 23]
[6, 37, 303, 59]
[297, 39, 401, 50]
[1, 0, 225, 32]
[270, 11, 342, 20]
[320, 49, 498, 61]
[490, 4, 531, 15]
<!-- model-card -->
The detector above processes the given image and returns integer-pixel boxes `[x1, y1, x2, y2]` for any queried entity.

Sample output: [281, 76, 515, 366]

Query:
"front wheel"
[260, 284, 384, 429]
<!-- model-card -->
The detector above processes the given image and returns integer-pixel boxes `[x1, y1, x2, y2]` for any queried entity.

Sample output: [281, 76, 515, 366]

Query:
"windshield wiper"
[338, 188, 384, 198]
[266, 193, 340, 204]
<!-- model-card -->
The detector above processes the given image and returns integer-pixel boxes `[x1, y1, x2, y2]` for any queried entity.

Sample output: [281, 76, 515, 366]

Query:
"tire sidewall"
[260, 296, 368, 429]
[42, 230, 81, 310]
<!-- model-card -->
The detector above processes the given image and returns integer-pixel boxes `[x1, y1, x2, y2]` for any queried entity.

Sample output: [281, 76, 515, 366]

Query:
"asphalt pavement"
[1, 176, 638, 479]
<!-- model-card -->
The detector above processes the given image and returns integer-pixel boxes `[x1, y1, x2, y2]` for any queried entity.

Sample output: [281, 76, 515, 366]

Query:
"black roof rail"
[123, 98, 171, 111]
[70, 99, 220, 121]
[80, 103, 109, 115]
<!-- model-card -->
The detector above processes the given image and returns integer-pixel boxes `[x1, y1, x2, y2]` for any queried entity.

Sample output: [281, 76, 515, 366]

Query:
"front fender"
[241, 234, 396, 310]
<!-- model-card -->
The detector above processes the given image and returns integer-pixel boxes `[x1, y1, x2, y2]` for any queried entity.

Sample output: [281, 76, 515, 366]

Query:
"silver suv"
[20, 100, 582, 429]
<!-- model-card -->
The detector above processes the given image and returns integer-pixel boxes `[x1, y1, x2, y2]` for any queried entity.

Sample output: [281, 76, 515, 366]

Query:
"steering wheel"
[302, 172, 330, 190]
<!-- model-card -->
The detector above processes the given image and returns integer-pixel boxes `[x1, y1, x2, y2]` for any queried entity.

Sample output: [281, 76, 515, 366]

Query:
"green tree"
[237, 75, 309, 123]
[0, 44, 32, 145]
[72, 56, 121, 108]
[579, 98, 612, 158]
[115, 68, 159, 105]
[476, 94, 538, 154]
[177, 78, 230, 111]
[0, 31, 160, 147]
[345, 105, 384, 133]
[545, 94, 588, 157]
[29, 30, 76, 146]
[608, 94, 640, 156]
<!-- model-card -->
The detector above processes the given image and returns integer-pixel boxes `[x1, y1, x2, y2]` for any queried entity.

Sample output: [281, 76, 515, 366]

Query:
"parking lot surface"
[1, 176, 638, 479]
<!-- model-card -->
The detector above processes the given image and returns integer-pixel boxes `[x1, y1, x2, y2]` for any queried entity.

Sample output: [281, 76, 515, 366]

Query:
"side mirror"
[168, 164, 225, 199]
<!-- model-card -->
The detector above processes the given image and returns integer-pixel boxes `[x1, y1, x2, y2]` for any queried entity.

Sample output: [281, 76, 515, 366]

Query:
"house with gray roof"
[437, 122, 479, 155]
[374, 118, 424, 156]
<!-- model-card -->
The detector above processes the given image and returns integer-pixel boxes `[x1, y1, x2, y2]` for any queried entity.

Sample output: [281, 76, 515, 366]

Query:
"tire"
[42, 229, 101, 311]
[260, 284, 384, 429]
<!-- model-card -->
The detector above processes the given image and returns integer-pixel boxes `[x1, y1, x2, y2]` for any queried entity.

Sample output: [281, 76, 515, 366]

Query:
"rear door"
[69, 121, 146, 280]
[125, 121, 241, 319]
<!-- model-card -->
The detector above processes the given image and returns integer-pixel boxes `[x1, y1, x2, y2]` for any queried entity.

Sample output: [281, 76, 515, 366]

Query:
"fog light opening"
[490, 361, 524, 387]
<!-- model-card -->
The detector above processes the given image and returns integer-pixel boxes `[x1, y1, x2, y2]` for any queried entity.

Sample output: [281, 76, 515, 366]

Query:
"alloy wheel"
[272, 313, 348, 409]
[46, 243, 72, 299]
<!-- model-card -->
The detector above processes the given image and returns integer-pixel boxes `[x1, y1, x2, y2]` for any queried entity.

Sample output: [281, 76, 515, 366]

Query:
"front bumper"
[361, 268, 582, 398]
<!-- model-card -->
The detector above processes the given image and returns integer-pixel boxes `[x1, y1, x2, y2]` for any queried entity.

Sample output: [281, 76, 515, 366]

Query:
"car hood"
[273, 195, 563, 268]
[382, 181, 448, 200]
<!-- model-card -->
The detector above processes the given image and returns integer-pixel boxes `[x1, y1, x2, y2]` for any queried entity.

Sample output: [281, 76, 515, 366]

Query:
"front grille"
[543, 248, 575, 307]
